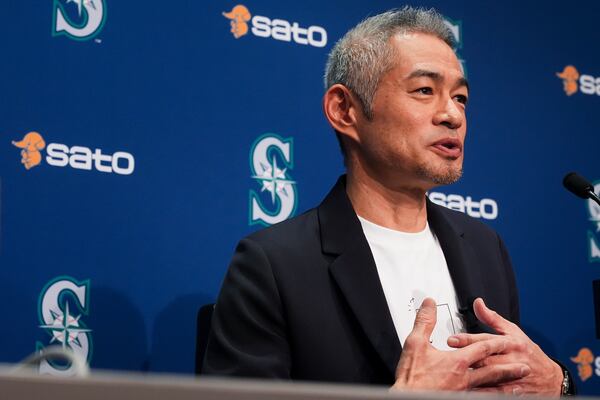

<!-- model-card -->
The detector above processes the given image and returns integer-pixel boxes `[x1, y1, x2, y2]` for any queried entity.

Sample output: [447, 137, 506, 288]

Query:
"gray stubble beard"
[415, 162, 463, 186]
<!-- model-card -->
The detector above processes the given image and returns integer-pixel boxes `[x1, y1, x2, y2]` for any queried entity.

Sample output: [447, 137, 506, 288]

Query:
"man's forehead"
[390, 32, 461, 69]
[391, 30, 453, 51]
[406, 67, 467, 86]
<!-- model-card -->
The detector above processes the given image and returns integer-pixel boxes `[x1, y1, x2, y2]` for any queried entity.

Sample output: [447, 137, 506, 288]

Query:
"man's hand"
[447, 298, 563, 396]
[392, 298, 531, 392]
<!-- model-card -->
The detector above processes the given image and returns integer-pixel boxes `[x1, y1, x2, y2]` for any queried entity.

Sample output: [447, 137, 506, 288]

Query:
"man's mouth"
[430, 138, 463, 159]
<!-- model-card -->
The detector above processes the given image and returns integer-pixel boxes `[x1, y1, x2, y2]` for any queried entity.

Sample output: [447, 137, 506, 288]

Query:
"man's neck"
[346, 169, 429, 233]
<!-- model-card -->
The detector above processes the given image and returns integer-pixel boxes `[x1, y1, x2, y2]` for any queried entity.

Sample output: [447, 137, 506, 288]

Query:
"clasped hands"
[391, 298, 563, 396]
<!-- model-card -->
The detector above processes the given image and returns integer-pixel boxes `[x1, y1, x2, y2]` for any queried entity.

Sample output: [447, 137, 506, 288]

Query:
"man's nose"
[433, 98, 464, 130]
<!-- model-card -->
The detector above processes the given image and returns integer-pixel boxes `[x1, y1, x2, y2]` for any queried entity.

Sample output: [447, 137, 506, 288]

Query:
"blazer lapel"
[318, 177, 400, 377]
[426, 200, 493, 334]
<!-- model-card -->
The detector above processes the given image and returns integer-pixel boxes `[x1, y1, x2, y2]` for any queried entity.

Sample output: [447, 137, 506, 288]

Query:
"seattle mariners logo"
[587, 181, 600, 262]
[443, 17, 466, 75]
[52, 0, 107, 41]
[37, 276, 92, 375]
[249, 134, 297, 226]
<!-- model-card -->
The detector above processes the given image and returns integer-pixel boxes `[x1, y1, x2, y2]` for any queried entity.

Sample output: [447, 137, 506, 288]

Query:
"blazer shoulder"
[246, 208, 321, 251]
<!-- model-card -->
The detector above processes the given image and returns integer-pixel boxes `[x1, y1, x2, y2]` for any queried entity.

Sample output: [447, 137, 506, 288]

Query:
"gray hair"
[324, 6, 455, 120]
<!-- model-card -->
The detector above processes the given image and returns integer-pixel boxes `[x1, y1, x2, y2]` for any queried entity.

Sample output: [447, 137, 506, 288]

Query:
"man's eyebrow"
[407, 69, 470, 92]
[407, 69, 442, 81]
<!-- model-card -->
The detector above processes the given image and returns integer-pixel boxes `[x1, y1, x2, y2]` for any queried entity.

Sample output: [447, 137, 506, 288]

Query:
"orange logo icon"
[557, 65, 580, 96]
[571, 347, 595, 382]
[12, 132, 46, 170]
[223, 5, 251, 39]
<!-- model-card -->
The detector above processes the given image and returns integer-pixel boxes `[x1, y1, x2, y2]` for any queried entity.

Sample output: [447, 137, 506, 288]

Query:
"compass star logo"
[39, 302, 91, 349]
[67, 0, 97, 17]
[37, 276, 92, 376]
[252, 156, 295, 205]
[249, 134, 298, 226]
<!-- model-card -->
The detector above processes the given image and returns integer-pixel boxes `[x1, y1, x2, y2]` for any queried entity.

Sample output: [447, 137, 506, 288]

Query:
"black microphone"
[563, 172, 600, 206]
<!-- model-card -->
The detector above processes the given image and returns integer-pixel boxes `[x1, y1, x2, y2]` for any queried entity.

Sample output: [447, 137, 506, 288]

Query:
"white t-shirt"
[358, 216, 465, 350]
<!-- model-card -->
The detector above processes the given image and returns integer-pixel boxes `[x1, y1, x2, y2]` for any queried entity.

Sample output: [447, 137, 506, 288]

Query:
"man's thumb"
[411, 297, 437, 338]
[473, 297, 506, 334]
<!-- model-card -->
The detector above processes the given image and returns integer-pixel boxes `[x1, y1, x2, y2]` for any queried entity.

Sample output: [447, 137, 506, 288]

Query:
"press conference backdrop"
[1, 0, 600, 394]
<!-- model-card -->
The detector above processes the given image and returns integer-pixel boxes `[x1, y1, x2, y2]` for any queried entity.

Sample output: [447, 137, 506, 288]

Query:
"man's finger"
[467, 363, 530, 388]
[458, 337, 511, 365]
[410, 297, 437, 339]
[473, 298, 513, 334]
[447, 333, 497, 348]
[471, 385, 524, 396]
[471, 354, 526, 369]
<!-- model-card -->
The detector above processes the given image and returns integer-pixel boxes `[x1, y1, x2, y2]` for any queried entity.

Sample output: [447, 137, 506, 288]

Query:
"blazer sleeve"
[496, 235, 577, 395]
[497, 233, 520, 326]
[202, 237, 291, 378]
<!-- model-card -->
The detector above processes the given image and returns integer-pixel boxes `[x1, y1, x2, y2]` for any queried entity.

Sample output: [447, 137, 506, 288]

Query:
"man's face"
[353, 32, 468, 191]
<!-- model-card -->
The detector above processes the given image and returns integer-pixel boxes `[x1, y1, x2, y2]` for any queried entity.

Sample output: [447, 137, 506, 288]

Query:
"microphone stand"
[588, 190, 600, 206]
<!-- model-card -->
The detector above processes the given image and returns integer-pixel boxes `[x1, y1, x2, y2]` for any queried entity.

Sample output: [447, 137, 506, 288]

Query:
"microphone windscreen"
[563, 172, 594, 199]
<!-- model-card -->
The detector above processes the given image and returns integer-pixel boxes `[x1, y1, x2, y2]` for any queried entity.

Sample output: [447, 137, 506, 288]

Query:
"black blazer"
[203, 176, 519, 384]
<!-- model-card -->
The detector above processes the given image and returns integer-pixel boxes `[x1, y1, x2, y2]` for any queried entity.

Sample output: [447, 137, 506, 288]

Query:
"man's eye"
[416, 87, 433, 95]
[455, 95, 468, 105]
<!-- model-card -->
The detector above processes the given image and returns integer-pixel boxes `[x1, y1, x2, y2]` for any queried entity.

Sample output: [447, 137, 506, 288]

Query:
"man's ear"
[322, 84, 363, 143]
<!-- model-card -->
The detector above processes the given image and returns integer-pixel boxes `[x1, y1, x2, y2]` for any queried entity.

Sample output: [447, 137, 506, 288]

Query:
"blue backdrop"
[2, 0, 600, 394]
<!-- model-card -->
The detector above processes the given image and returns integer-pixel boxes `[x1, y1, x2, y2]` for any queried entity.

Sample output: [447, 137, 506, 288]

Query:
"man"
[203, 7, 573, 396]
